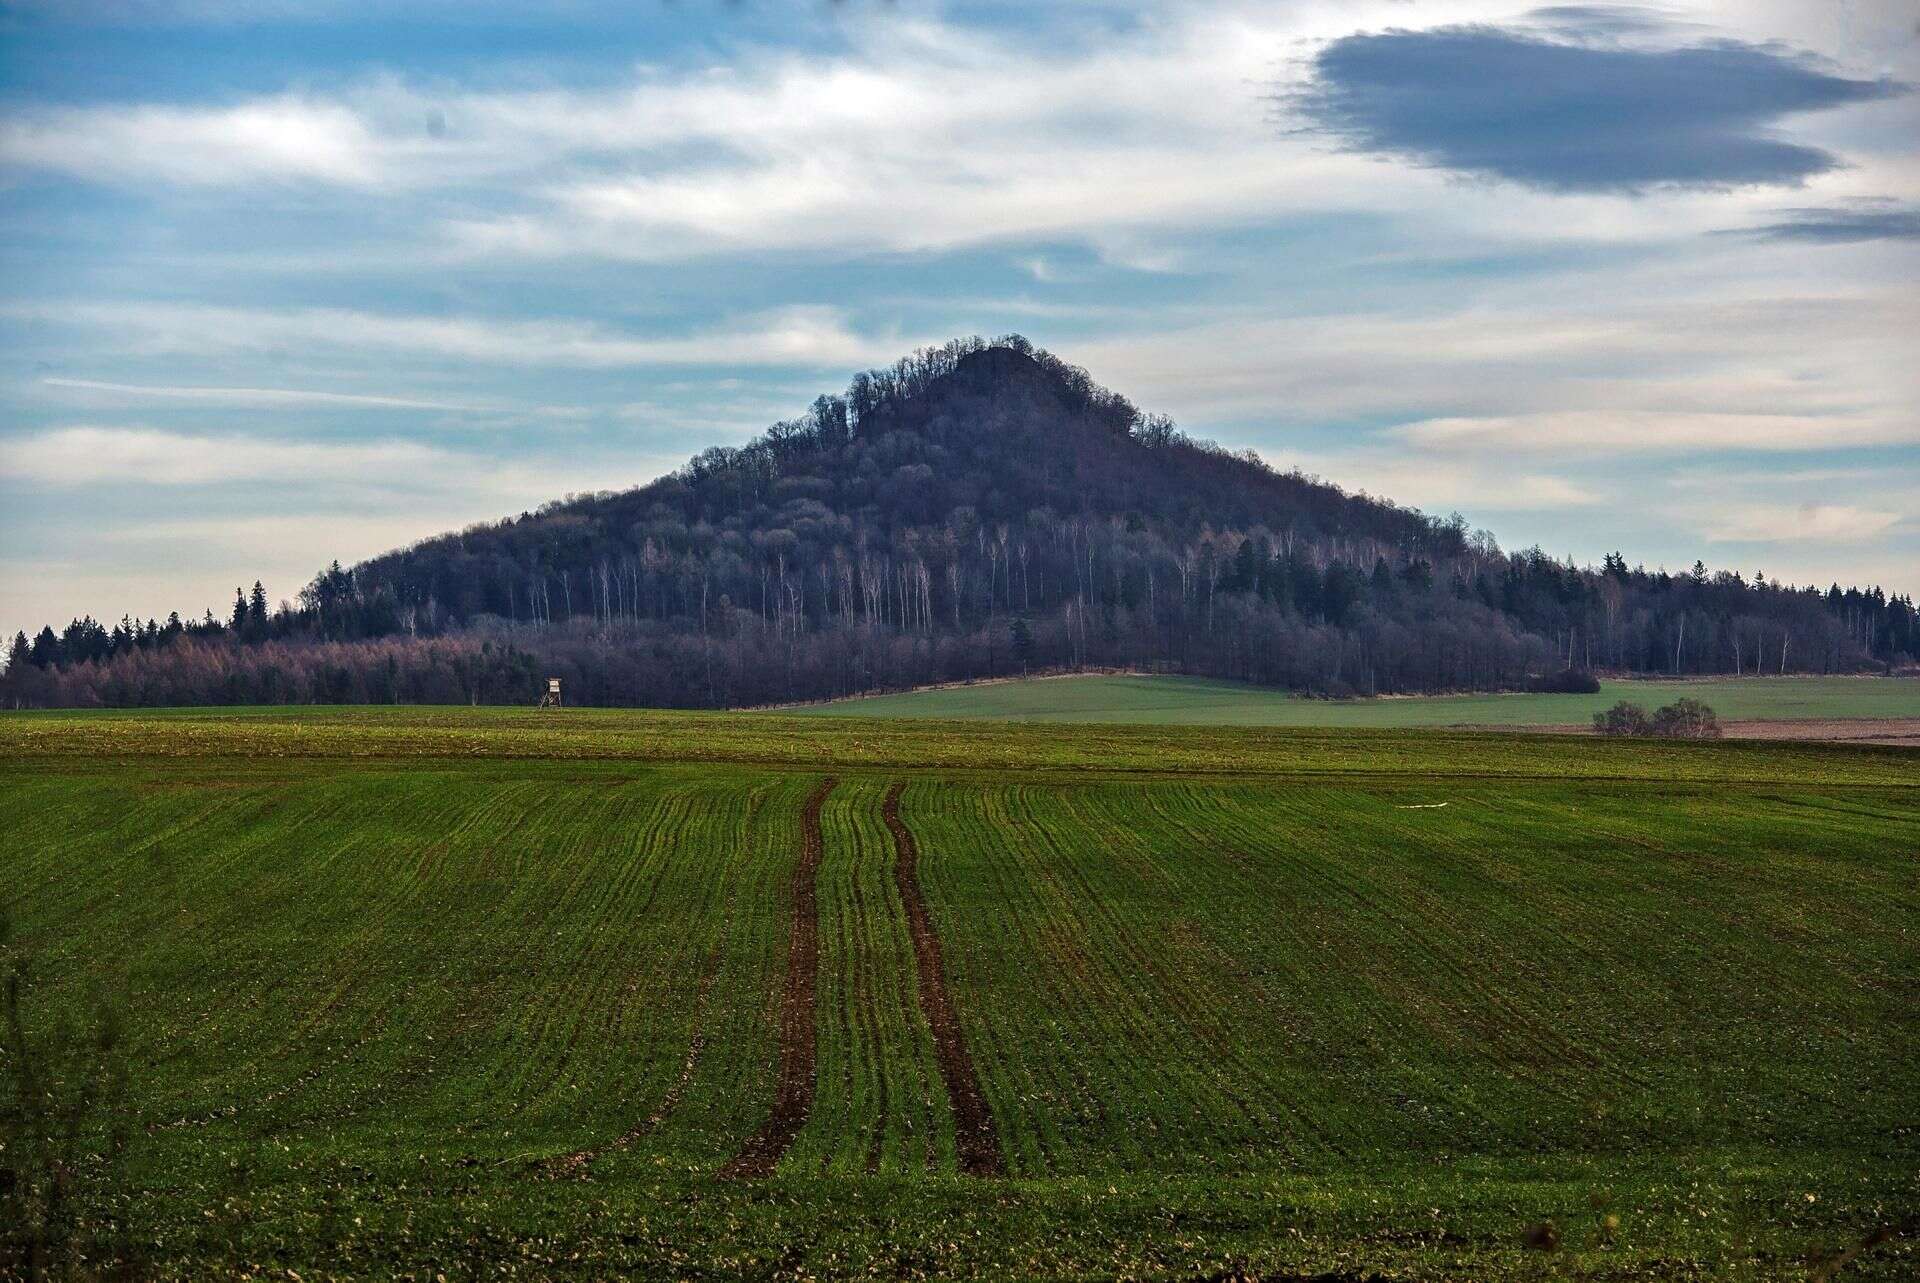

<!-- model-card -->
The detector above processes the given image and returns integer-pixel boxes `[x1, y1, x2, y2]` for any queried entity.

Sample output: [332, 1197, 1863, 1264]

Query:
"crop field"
[3, 708, 1917, 1280]
[794, 673, 1920, 727]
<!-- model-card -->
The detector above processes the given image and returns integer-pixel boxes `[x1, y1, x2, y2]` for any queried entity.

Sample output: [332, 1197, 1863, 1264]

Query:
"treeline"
[4, 337, 1913, 708]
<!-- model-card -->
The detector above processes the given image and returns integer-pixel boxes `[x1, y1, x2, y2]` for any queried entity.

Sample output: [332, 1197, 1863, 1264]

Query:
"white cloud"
[1264, 447, 1602, 513]
[1392, 410, 1919, 456]
[19, 302, 893, 370]
[0, 10, 1417, 261]
[1072, 280, 1919, 457]
[1704, 503, 1904, 545]
[41, 377, 486, 411]
[0, 426, 452, 486]
[0, 423, 686, 497]
[0, 96, 392, 187]
[4, 3, 1912, 272]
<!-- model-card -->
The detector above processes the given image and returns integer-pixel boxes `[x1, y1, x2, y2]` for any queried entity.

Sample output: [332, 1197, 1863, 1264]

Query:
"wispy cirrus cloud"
[40, 377, 487, 411]
[0, 96, 395, 187]
[1703, 502, 1904, 545]
[1264, 447, 1601, 513]
[15, 302, 892, 369]
[1294, 9, 1906, 192]
[0, 426, 452, 486]
[0, 13, 1350, 263]
[0, 423, 675, 499]
[1392, 409, 1920, 456]
[1074, 282, 1920, 449]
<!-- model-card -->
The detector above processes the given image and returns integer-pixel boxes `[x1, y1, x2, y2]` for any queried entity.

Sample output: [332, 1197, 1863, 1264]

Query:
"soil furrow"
[883, 780, 1004, 1178]
[721, 776, 837, 1178]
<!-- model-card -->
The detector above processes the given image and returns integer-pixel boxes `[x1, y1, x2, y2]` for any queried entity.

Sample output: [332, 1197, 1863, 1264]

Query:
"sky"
[2, 0, 1916, 637]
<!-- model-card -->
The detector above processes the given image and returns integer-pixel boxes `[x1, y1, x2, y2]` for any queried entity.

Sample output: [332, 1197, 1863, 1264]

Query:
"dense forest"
[5, 336, 1914, 708]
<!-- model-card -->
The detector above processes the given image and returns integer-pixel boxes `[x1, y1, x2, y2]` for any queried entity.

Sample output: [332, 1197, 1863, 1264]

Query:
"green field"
[796, 673, 1920, 726]
[3, 709, 1916, 1280]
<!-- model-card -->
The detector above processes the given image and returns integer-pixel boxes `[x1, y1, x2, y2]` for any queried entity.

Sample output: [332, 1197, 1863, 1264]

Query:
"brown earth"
[1486, 718, 1920, 747]
[720, 776, 837, 1179]
[1717, 718, 1920, 747]
[882, 780, 1005, 1177]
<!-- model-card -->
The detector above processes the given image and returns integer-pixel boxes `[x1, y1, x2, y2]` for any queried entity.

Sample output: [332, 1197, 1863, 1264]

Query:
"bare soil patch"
[1459, 718, 1919, 747]
[1718, 718, 1920, 747]
[720, 776, 837, 1179]
[883, 780, 1004, 1177]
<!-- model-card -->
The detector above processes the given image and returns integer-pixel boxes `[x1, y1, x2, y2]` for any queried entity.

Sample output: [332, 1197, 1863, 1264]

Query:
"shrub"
[1651, 698, 1721, 739]
[1530, 668, 1602, 694]
[1592, 701, 1651, 736]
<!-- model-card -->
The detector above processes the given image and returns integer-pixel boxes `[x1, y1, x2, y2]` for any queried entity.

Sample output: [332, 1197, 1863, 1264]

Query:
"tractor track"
[883, 780, 1004, 1177]
[720, 776, 837, 1179]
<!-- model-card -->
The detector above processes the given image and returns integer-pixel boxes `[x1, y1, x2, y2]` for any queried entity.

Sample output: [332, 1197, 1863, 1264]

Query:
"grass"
[3, 707, 1916, 1280]
[793, 672, 1920, 726]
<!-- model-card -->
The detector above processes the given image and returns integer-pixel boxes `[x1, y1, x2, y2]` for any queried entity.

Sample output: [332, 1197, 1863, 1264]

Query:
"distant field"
[3, 709, 1916, 1280]
[796, 672, 1920, 726]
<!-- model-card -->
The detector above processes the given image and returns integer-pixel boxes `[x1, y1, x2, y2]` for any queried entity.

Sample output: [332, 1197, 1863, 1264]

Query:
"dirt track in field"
[883, 780, 1005, 1177]
[1719, 718, 1920, 747]
[721, 777, 838, 1179]
[1489, 718, 1920, 747]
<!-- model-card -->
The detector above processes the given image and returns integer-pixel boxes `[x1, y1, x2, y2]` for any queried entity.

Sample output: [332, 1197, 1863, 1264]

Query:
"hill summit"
[5, 335, 1912, 708]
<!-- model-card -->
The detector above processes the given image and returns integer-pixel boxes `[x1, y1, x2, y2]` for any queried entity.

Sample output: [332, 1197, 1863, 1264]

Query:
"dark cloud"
[1740, 205, 1920, 243]
[1295, 14, 1904, 193]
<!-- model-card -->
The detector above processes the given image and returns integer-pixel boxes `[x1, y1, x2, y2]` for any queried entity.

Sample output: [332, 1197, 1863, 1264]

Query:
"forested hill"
[5, 336, 1913, 708]
[356, 337, 1456, 628]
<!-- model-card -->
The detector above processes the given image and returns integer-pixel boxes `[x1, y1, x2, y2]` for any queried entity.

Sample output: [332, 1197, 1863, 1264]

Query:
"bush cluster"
[1593, 697, 1721, 738]
[1529, 668, 1602, 694]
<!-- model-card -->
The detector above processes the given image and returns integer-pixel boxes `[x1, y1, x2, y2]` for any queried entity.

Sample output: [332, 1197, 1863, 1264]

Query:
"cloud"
[1738, 203, 1920, 243]
[0, 96, 393, 187]
[1294, 14, 1904, 192]
[1073, 281, 1920, 453]
[1525, 6, 1680, 40]
[18, 302, 889, 369]
[0, 426, 454, 486]
[1267, 448, 1601, 513]
[1704, 503, 1903, 545]
[1391, 409, 1920, 456]
[0, 12, 1350, 262]
[41, 377, 486, 411]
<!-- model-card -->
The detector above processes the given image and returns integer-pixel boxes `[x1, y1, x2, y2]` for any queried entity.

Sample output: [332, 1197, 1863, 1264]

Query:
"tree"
[230, 587, 249, 633]
[1009, 616, 1034, 673]
[248, 581, 269, 632]
[4, 632, 28, 674]
[1321, 563, 1358, 625]
[1370, 556, 1394, 596]
[1592, 701, 1651, 736]
[1231, 538, 1258, 594]
[1651, 698, 1720, 739]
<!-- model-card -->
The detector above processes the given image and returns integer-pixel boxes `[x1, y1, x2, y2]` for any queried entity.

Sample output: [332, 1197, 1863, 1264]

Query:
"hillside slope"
[6, 336, 1912, 707]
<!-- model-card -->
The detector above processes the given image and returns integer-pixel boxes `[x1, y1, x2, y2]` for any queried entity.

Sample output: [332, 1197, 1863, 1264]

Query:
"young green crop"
[3, 708, 1915, 1279]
